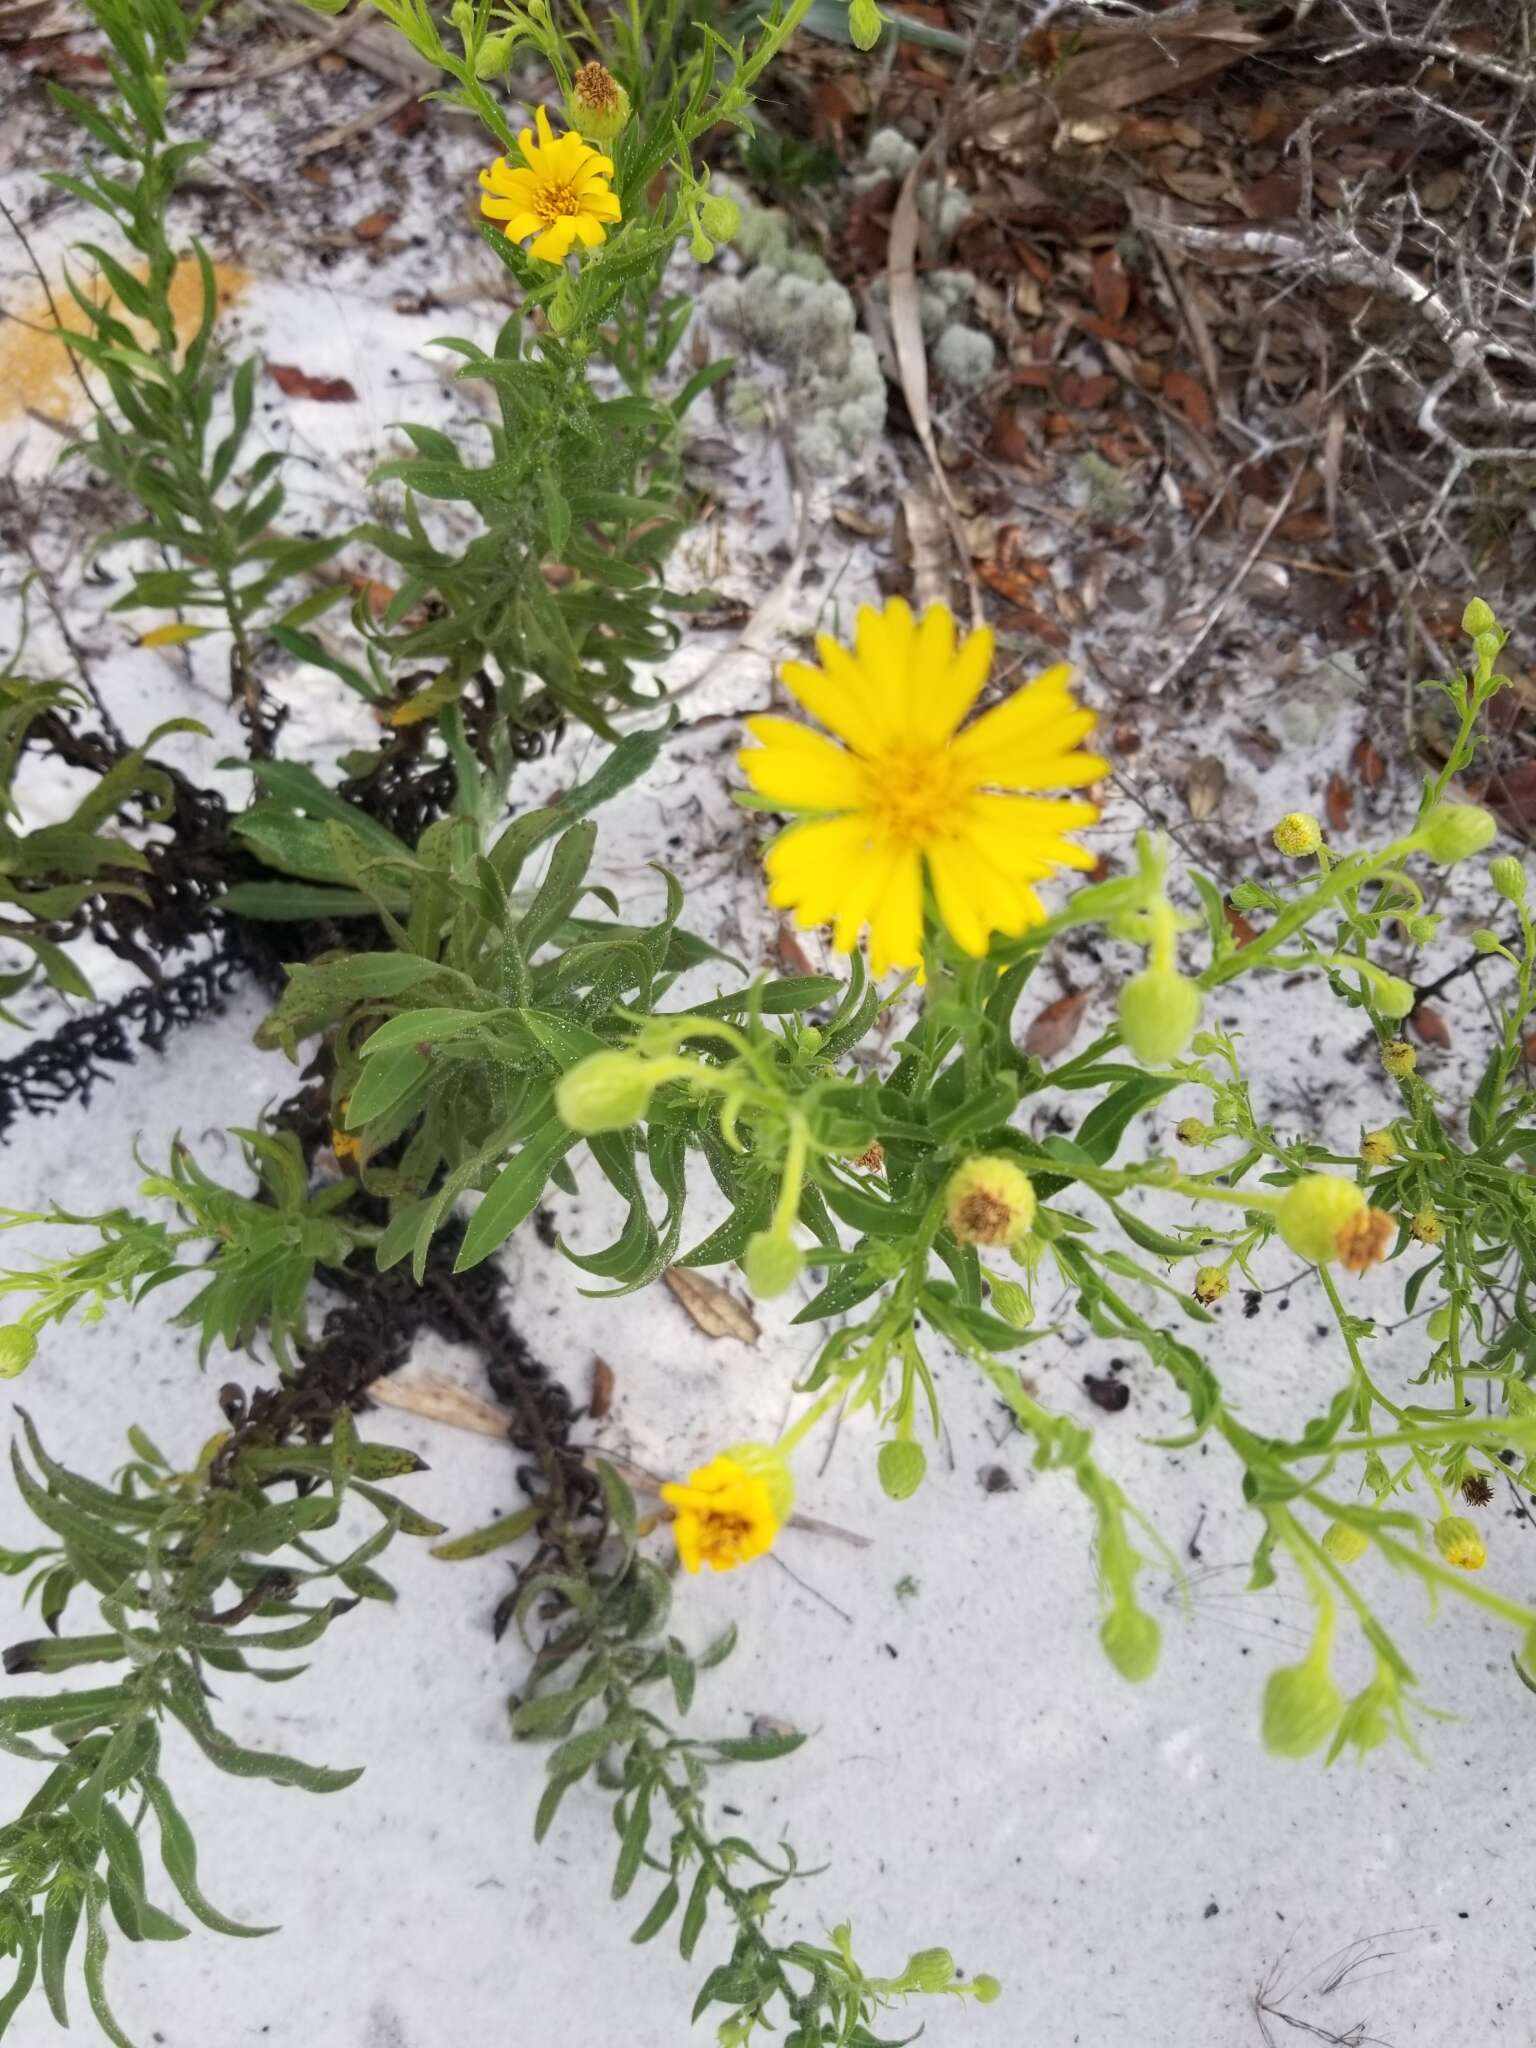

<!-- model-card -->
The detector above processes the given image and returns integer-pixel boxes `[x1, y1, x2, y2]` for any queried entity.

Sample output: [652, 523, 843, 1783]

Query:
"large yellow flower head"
[660, 1444, 793, 1574]
[478, 105, 622, 264]
[739, 599, 1104, 976]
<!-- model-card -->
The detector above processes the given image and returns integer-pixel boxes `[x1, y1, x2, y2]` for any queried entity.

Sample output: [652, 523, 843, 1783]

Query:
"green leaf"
[143, 1773, 277, 1938]
[710, 1730, 806, 1762]
[83, 1884, 135, 2048]
[612, 1778, 653, 1899]
[631, 1878, 679, 1943]
[454, 1102, 580, 1271]
[41, 1881, 83, 2026]
[430, 1500, 542, 1561]
[679, 1865, 712, 1959]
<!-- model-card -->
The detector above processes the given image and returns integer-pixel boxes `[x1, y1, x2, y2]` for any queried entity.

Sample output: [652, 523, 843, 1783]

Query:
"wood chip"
[589, 1356, 615, 1421]
[369, 1375, 508, 1439]
[662, 1267, 760, 1343]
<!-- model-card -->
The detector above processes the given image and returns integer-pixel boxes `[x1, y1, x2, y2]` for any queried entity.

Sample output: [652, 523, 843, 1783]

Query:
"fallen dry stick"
[367, 1373, 872, 1549]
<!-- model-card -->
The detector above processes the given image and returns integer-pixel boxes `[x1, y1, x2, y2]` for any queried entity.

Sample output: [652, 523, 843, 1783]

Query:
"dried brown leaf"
[1186, 754, 1227, 820]
[353, 206, 400, 241]
[662, 1268, 760, 1344]
[1351, 733, 1386, 788]
[1023, 988, 1090, 1058]
[1325, 769, 1353, 832]
[1410, 1005, 1452, 1050]
[268, 361, 358, 403]
[1092, 249, 1130, 324]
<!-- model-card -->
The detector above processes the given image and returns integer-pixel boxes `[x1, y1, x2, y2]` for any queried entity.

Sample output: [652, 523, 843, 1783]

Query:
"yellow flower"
[1433, 1514, 1486, 1571]
[1360, 1128, 1395, 1167]
[478, 105, 622, 264]
[740, 599, 1104, 976]
[661, 1444, 792, 1574]
[1273, 812, 1322, 857]
[1381, 1038, 1417, 1078]
[1409, 1209, 1442, 1245]
[1192, 1265, 1229, 1304]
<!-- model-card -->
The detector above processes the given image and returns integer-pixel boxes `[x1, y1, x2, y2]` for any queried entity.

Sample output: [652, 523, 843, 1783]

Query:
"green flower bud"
[1471, 928, 1503, 954]
[1363, 1451, 1390, 1496]
[987, 1277, 1034, 1329]
[1099, 1602, 1161, 1682]
[1462, 596, 1496, 637]
[1116, 968, 1203, 1066]
[1490, 856, 1527, 903]
[1376, 975, 1415, 1020]
[1427, 1306, 1453, 1340]
[1193, 1265, 1229, 1305]
[0, 1324, 37, 1378]
[971, 1976, 1002, 2004]
[449, 0, 474, 33]
[849, 0, 883, 47]
[1229, 881, 1267, 910]
[1261, 1659, 1343, 1759]
[1418, 802, 1497, 865]
[689, 222, 714, 264]
[555, 1050, 656, 1133]
[1333, 1678, 1393, 1760]
[698, 193, 742, 243]
[742, 1230, 803, 1298]
[474, 29, 516, 77]
[1273, 812, 1323, 857]
[1401, 914, 1440, 944]
[1175, 1117, 1211, 1146]
[907, 1949, 955, 1992]
[1321, 1520, 1369, 1565]
[1433, 1514, 1485, 1570]
[877, 1438, 926, 1501]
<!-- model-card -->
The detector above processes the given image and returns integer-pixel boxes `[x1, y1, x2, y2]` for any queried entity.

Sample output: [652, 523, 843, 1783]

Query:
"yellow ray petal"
[914, 617, 993, 745]
[529, 217, 579, 262]
[766, 814, 883, 925]
[741, 716, 867, 811]
[571, 212, 608, 248]
[866, 850, 924, 975]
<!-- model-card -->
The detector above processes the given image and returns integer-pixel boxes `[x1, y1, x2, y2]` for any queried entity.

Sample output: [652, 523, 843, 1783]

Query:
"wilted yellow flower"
[331, 1128, 362, 1164]
[661, 1444, 792, 1574]
[1360, 1129, 1395, 1167]
[1193, 1265, 1228, 1304]
[479, 105, 622, 263]
[1433, 1514, 1486, 1571]
[1410, 1209, 1442, 1245]
[1175, 1117, 1211, 1146]
[1273, 812, 1322, 857]
[740, 599, 1103, 976]
[1276, 1174, 1394, 1273]
[945, 1155, 1037, 1247]
[567, 60, 630, 143]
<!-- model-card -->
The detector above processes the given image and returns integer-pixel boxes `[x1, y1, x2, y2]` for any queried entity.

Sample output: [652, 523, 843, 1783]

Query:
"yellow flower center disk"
[859, 745, 970, 852]
[538, 183, 582, 221]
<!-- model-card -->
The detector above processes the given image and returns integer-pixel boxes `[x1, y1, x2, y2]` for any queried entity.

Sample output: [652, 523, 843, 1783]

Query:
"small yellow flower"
[1192, 1265, 1228, 1305]
[661, 1444, 792, 1574]
[945, 1156, 1037, 1247]
[1175, 1118, 1211, 1146]
[1410, 1209, 1443, 1245]
[1273, 812, 1322, 857]
[1360, 1129, 1395, 1167]
[740, 599, 1104, 976]
[331, 1128, 362, 1164]
[1433, 1514, 1486, 1571]
[1381, 1038, 1417, 1078]
[479, 105, 622, 264]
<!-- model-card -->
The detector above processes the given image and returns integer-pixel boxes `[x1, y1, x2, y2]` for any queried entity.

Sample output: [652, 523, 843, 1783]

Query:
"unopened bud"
[1321, 1520, 1369, 1565]
[1175, 1117, 1211, 1146]
[742, 1230, 803, 1299]
[1261, 1659, 1343, 1759]
[1117, 968, 1202, 1066]
[475, 29, 516, 77]
[1376, 975, 1415, 1020]
[1471, 928, 1503, 954]
[906, 1949, 955, 1992]
[0, 1324, 38, 1378]
[849, 0, 883, 47]
[1490, 856, 1526, 903]
[555, 1050, 656, 1133]
[987, 1277, 1034, 1329]
[1462, 596, 1496, 637]
[1100, 1603, 1161, 1682]
[877, 1439, 926, 1501]
[698, 194, 742, 243]
[1418, 802, 1497, 866]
